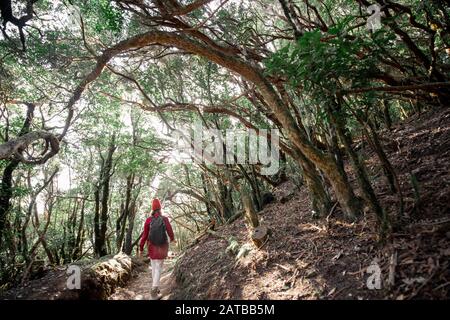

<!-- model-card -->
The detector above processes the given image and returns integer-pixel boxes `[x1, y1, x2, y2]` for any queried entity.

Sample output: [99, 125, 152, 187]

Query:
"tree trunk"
[94, 188, 101, 256]
[123, 176, 141, 255]
[116, 174, 133, 252]
[0, 160, 19, 248]
[290, 148, 332, 218]
[329, 104, 387, 230]
[123, 204, 136, 255]
[218, 180, 234, 221]
[238, 165, 262, 211]
[382, 100, 392, 130]
[0, 103, 35, 246]
[366, 119, 404, 217]
[243, 192, 259, 229]
[94, 135, 116, 257]
[72, 199, 85, 260]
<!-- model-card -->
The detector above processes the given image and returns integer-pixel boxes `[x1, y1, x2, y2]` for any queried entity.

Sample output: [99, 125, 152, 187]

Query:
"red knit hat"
[152, 198, 161, 211]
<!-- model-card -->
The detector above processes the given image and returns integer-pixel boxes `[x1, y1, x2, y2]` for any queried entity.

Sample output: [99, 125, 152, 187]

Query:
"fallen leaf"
[332, 250, 344, 261]
[402, 277, 426, 285]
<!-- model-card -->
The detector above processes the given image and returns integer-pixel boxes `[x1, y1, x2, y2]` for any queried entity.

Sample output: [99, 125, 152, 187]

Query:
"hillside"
[170, 107, 450, 300]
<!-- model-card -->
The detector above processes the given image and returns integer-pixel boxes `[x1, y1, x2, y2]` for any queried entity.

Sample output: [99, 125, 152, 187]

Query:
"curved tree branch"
[0, 130, 60, 164]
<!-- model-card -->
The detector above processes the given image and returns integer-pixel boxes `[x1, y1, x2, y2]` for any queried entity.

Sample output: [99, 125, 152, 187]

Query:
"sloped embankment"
[1, 253, 147, 300]
[171, 107, 450, 300]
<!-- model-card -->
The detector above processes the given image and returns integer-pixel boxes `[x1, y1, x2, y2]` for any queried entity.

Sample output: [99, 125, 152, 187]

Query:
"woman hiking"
[139, 198, 175, 300]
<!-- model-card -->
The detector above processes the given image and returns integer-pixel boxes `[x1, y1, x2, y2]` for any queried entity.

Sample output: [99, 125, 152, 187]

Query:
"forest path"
[109, 259, 175, 300]
[109, 259, 177, 300]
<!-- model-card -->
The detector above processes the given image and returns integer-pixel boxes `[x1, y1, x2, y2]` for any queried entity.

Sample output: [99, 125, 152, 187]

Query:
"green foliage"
[79, 0, 124, 35]
[265, 26, 381, 98]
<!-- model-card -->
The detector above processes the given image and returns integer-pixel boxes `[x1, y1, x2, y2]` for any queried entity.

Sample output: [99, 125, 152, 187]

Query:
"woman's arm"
[139, 218, 150, 251]
[164, 217, 175, 242]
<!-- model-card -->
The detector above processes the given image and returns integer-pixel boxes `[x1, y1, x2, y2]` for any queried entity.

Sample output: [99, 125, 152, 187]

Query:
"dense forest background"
[0, 0, 449, 298]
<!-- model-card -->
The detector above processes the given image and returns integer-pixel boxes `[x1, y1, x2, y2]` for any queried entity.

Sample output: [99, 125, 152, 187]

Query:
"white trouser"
[150, 259, 164, 288]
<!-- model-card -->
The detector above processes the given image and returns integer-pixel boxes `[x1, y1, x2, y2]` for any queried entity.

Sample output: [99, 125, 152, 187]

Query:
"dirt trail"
[109, 260, 176, 300]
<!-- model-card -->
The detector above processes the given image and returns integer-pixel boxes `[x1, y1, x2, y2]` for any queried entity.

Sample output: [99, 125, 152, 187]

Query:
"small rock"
[134, 295, 144, 300]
